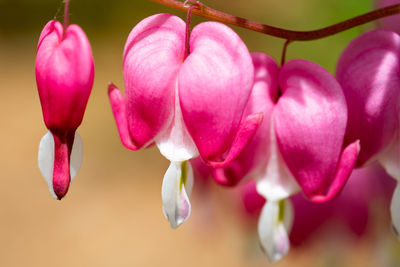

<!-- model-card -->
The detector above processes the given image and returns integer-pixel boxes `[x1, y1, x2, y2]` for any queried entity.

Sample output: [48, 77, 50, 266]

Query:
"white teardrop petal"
[258, 199, 292, 262]
[391, 183, 400, 237]
[161, 161, 192, 229]
[257, 120, 299, 201]
[70, 132, 83, 181]
[379, 133, 400, 180]
[38, 131, 57, 199]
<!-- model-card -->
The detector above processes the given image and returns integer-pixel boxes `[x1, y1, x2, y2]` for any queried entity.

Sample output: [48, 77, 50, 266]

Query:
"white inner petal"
[258, 198, 293, 262]
[157, 81, 198, 162]
[379, 130, 400, 180]
[391, 183, 400, 238]
[161, 161, 193, 229]
[257, 119, 299, 201]
[38, 131, 83, 198]
[70, 132, 83, 181]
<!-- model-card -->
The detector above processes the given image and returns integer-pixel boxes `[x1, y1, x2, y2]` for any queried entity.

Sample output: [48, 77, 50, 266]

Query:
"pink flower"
[211, 52, 359, 261]
[108, 14, 261, 228]
[35, 20, 94, 199]
[239, 164, 395, 246]
[336, 29, 400, 235]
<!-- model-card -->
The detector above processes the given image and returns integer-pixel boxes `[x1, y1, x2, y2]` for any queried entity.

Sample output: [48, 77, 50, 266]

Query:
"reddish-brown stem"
[63, 0, 70, 39]
[185, 2, 198, 58]
[150, 0, 400, 41]
[281, 40, 292, 66]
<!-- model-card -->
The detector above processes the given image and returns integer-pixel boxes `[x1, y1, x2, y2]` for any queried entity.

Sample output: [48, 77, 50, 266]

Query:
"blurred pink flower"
[35, 20, 94, 200]
[336, 29, 400, 234]
[239, 164, 395, 246]
[108, 14, 261, 228]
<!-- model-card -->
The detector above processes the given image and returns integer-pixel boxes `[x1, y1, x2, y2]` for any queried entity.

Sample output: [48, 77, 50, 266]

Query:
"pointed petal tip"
[54, 185, 68, 200]
[107, 81, 117, 92]
[307, 139, 360, 203]
[206, 113, 264, 168]
[107, 83, 141, 151]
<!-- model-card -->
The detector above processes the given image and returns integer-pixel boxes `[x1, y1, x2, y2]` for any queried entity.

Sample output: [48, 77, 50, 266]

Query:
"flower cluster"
[34, 0, 400, 263]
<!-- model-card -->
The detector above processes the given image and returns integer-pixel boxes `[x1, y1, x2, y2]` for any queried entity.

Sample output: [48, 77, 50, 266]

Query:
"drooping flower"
[336, 29, 400, 234]
[108, 13, 261, 229]
[35, 19, 94, 199]
[238, 164, 395, 246]
[210, 52, 359, 261]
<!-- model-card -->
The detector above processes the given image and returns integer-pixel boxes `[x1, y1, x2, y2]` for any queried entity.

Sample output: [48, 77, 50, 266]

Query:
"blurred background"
[0, 0, 399, 266]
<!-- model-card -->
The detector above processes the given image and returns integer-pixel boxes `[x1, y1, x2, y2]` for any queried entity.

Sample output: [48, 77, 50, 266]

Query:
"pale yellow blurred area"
[0, 0, 399, 266]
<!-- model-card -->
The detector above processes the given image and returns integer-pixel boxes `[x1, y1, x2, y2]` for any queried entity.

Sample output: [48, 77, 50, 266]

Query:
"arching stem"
[150, 0, 400, 41]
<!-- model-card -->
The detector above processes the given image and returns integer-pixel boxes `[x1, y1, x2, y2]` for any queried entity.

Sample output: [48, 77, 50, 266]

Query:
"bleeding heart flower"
[35, 19, 94, 200]
[336, 29, 400, 235]
[108, 13, 261, 229]
[211, 52, 359, 261]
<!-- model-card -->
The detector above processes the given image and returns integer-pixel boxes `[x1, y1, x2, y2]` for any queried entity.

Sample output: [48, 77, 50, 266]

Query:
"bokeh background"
[0, 0, 399, 266]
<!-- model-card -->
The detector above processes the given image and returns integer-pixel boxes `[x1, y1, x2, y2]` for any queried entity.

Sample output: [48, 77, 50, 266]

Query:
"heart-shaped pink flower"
[211, 52, 359, 261]
[36, 20, 94, 199]
[336, 29, 400, 235]
[108, 14, 261, 228]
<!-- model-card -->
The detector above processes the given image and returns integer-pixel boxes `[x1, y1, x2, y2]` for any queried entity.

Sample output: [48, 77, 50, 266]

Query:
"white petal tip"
[391, 184, 400, 239]
[258, 199, 293, 262]
[162, 161, 193, 229]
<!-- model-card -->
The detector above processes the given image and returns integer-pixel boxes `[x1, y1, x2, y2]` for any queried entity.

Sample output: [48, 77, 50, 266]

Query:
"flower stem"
[150, 0, 400, 41]
[281, 40, 291, 66]
[184, 1, 198, 58]
[63, 0, 70, 39]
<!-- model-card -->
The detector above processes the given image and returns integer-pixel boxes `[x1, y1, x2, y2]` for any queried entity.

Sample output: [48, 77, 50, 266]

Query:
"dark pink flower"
[35, 20, 94, 199]
[239, 164, 395, 246]
[336, 29, 400, 233]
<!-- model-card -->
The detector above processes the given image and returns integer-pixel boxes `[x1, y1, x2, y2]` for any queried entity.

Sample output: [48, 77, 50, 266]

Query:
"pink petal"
[274, 59, 351, 201]
[121, 14, 186, 147]
[208, 113, 263, 168]
[35, 20, 94, 131]
[108, 82, 139, 150]
[308, 140, 360, 202]
[211, 53, 280, 185]
[178, 21, 255, 165]
[336, 30, 400, 166]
